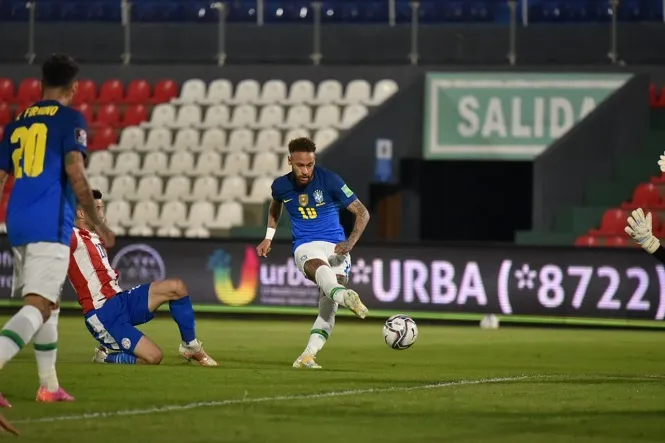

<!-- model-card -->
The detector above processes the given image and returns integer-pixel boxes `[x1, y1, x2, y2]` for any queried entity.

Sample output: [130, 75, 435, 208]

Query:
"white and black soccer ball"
[383, 314, 418, 350]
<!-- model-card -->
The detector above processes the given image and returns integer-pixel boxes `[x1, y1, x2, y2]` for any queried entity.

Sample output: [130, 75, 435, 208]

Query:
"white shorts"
[12, 242, 70, 303]
[294, 241, 351, 281]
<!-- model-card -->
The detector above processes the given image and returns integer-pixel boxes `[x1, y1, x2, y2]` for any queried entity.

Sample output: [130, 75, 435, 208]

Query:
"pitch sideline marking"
[14, 375, 533, 424]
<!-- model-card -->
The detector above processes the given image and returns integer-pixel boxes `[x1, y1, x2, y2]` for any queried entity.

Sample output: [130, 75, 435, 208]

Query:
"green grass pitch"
[0, 314, 663, 442]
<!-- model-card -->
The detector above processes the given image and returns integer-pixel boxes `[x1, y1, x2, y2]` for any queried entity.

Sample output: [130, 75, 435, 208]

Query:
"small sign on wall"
[374, 138, 393, 183]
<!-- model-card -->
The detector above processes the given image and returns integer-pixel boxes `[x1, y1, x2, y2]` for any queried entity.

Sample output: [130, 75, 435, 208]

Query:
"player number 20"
[10, 123, 48, 179]
[298, 207, 318, 219]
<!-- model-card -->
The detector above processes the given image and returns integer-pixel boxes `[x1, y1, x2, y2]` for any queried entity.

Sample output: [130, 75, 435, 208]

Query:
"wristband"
[265, 227, 276, 240]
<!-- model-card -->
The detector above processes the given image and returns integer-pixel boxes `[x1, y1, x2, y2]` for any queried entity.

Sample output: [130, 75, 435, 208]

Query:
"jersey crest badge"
[313, 190, 324, 205]
[299, 194, 309, 207]
[75, 128, 87, 147]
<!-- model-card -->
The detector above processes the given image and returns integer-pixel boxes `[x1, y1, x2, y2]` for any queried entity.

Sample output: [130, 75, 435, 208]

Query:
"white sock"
[33, 308, 60, 392]
[184, 339, 199, 348]
[314, 266, 346, 306]
[0, 305, 44, 368]
[304, 334, 326, 356]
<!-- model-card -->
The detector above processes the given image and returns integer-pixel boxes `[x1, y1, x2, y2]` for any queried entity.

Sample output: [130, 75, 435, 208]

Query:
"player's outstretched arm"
[336, 200, 370, 254]
[257, 199, 283, 257]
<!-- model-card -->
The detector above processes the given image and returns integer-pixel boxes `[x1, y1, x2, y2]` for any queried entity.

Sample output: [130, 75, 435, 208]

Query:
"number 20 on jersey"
[10, 123, 48, 179]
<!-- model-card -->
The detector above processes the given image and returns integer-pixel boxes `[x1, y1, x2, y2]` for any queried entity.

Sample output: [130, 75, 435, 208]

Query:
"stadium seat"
[219, 176, 247, 201]
[158, 175, 191, 201]
[282, 105, 312, 128]
[172, 128, 200, 151]
[89, 175, 110, 196]
[341, 79, 371, 105]
[97, 79, 123, 104]
[199, 128, 226, 152]
[173, 104, 202, 129]
[309, 105, 341, 129]
[131, 200, 160, 226]
[0, 128, 3, 145]
[230, 79, 260, 105]
[221, 152, 251, 176]
[173, 78, 206, 105]
[650, 172, 665, 184]
[252, 128, 282, 153]
[152, 79, 179, 104]
[621, 183, 665, 210]
[73, 103, 94, 125]
[111, 126, 145, 151]
[650, 84, 661, 108]
[95, 103, 121, 128]
[284, 80, 315, 105]
[16, 78, 41, 105]
[132, 175, 163, 202]
[228, 104, 257, 128]
[193, 151, 223, 177]
[248, 152, 279, 177]
[589, 209, 629, 236]
[124, 79, 151, 105]
[575, 235, 599, 247]
[257, 80, 287, 105]
[200, 79, 233, 105]
[187, 201, 216, 228]
[314, 128, 339, 151]
[226, 129, 254, 152]
[73, 79, 97, 105]
[369, 79, 399, 105]
[282, 128, 310, 151]
[606, 236, 629, 247]
[128, 225, 154, 237]
[87, 151, 114, 176]
[279, 154, 291, 174]
[167, 151, 195, 176]
[106, 200, 132, 228]
[154, 226, 181, 237]
[121, 104, 149, 127]
[339, 104, 368, 129]
[143, 128, 173, 152]
[139, 151, 169, 176]
[90, 126, 118, 150]
[0, 78, 14, 103]
[0, 103, 11, 127]
[245, 177, 274, 203]
[184, 227, 210, 238]
[143, 104, 177, 128]
[110, 151, 141, 176]
[198, 105, 230, 129]
[184, 176, 220, 202]
[108, 175, 137, 201]
[254, 104, 284, 128]
[209, 201, 244, 229]
[313, 80, 343, 105]
[157, 200, 188, 228]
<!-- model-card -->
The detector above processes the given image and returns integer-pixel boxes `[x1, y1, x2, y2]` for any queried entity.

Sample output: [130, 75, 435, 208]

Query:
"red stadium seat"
[0, 127, 4, 143]
[575, 235, 599, 247]
[605, 236, 629, 247]
[14, 103, 29, 119]
[0, 198, 7, 223]
[73, 79, 97, 105]
[125, 79, 151, 104]
[74, 103, 94, 125]
[121, 104, 148, 127]
[90, 126, 117, 150]
[0, 103, 11, 127]
[0, 78, 14, 103]
[589, 209, 628, 236]
[95, 103, 121, 128]
[650, 84, 661, 108]
[97, 79, 124, 104]
[152, 79, 178, 103]
[16, 78, 41, 105]
[658, 86, 665, 108]
[621, 183, 665, 210]
[650, 172, 665, 184]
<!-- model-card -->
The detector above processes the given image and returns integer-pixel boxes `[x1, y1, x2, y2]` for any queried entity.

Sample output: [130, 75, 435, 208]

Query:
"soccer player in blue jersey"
[0, 54, 115, 406]
[256, 137, 371, 369]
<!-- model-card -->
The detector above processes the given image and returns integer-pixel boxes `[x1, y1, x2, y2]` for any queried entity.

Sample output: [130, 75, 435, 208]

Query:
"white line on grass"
[14, 375, 536, 424]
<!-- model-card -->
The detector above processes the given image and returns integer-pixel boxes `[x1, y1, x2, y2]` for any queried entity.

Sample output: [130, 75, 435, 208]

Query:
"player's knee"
[303, 259, 327, 279]
[142, 348, 163, 365]
[168, 278, 188, 299]
[336, 274, 348, 285]
[23, 294, 54, 322]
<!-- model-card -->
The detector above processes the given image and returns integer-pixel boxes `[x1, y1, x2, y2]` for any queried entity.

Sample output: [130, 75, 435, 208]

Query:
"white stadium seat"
[127, 225, 153, 237]
[252, 128, 282, 153]
[314, 128, 339, 152]
[281, 105, 312, 129]
[221, 152, 250, 176]
[167, 151, 195, 176]
[157, 201, 188, 228]
[281, 128, 310, 153]
[87, 151, 113, 176]
[193, 151, 223, 177]
[245, 176, 274, 203]
[279, 154, 291, 174]
[308, 105, 340, 129]
[172, 78, 206, 105]
[370, 79, 398, 105]
[199, 128, 226, 152]
[184, 227, 210, 238]
[219, 176, 247, 201]
[248, 152, 279, 177]
[143, 128, 172, 152]
[186, 201, 216, 228]
[197, 105, 230, 129]
[110, 151, 141, 176]
[131, 200, 160, 227]
[142, 104, 176, 128]
[184, 176, 219, 202]
[158, 175, 191, 201]
[89, 176, 109, 196]
[200, 79, 233, 105]
[225, 129, 253, 152]
[209, 201, 244, 229]
[108, 175, 136, 201]
[230, 79, 260, 105]
[339, 104, 368, 129]
[172, 128, 200, 151]
[313, 80, 343, 105]
[110, 126, 144, 151]
[132, 175, 163, 202]
[138, 151, 168, 176]
[257, 79, 287, 105]
[106, 200, 131, 228]
[253, 104, 284, 129]
[227, 104, 257, 129]
[156, 226, 182, 238]
[173, 104, 202, 129]
[341, 79, 371, 105]
[284, 80, 315, 105]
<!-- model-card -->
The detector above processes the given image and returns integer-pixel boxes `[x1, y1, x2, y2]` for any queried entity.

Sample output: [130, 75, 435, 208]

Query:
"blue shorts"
[84, 284, 155, 353]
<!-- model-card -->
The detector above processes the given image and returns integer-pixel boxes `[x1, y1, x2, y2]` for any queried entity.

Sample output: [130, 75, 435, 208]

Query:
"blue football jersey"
[272, 166, 358, 251]
[0, 100, 88, 247]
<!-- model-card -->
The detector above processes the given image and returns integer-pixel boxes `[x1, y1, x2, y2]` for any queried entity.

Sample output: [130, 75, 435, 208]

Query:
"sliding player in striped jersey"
[69, 189, 218, 366]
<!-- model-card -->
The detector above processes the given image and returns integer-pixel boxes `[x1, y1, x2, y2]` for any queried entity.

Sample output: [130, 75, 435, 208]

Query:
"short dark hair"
[41, 54, 79, 89]
[288, 137, 316, 154]
[92, 189, 102, 200]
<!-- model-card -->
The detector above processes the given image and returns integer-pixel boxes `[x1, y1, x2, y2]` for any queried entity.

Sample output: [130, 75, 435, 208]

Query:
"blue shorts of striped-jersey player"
[84, 284, 154, 353]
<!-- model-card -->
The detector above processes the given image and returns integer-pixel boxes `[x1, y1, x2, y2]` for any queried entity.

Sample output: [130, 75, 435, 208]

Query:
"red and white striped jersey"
[68, 227, 122, 314]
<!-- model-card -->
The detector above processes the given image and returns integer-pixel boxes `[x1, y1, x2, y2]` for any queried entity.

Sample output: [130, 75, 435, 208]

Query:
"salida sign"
[422, 72, 632, 160]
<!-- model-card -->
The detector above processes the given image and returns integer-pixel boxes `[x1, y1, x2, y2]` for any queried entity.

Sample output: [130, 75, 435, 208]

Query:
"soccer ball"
[383, 314, 418, 350]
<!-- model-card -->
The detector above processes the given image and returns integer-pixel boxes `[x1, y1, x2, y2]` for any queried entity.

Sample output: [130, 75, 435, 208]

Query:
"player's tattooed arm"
[267, 199, 284, 228]
[64, 151, 102, 226]
[345, 199, 370, 246]
[0, 170, 7, 199]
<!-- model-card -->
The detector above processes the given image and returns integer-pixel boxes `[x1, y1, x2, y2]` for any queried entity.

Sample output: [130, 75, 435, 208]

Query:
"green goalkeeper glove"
[625, 208, 661, 254]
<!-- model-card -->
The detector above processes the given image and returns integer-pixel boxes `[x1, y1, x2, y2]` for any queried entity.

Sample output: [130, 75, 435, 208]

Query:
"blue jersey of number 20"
[0, 100, 88, 247]
[271, 166, 358, 251]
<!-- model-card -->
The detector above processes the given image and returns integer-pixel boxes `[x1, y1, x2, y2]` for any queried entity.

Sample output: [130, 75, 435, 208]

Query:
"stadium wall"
[2, 23, 665, 65]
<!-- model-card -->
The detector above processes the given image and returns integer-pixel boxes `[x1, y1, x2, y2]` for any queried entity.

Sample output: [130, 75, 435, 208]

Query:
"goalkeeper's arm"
[652, 244, 665, 263]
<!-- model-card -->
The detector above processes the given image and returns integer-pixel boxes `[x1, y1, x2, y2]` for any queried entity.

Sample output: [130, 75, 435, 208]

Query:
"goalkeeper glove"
[659, 153, 665, 172]
[625, 208, 661, 254]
